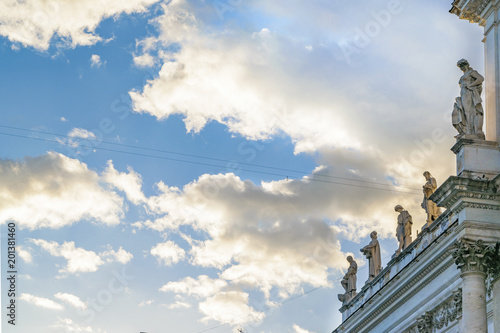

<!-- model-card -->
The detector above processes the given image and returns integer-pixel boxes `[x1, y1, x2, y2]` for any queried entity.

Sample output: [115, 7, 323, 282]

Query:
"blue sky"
[0, 1, 486, 332]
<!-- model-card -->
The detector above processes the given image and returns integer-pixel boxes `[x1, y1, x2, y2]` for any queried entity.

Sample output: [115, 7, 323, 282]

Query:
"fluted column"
[451, 238, 493, 333]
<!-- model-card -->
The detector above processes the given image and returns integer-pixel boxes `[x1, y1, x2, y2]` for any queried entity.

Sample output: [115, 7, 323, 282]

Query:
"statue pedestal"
[451, 138, 500, 179]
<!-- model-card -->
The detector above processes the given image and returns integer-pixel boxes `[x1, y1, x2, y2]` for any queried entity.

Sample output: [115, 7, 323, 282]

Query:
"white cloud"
[68, 128, 97, 139]
[150, 241, 186, 266]
[60, 116, 68, 122]
[292, 324, 316, 333]
[159, 275, 227, 298]
[103, 161, 146, 204]
[100, 246, 133, 264]
[20, 293, 63, 310]
[31, 239, 131, 274]
[0, 0, 161, 50]
[138, 299, 154, 307]
[129, 0, 474, 191]
[0, 152, 124, 229]
[54, 292, 87, 310]
[90, 54, 105, 68]
[133, 53, 156, 67]
[51, 317, 106, 333]
[18, 246, 32, 263]
[199, 291, 265, 327]
[168, 301, 192, 309]
[31, 239, 104, 274]
[143, 172, 349, 298]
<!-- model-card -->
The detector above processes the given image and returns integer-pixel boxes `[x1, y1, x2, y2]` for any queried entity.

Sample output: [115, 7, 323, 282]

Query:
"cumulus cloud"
[129, 0, 473, 161]
[20, 293, 63, 310]
[141, 171, 356, 298]
[0, 0, 161, 50]
[159, 275, 227, 298]
[31, 239, 104, 274]
[54, 292, 87, 310]
[0, 152, 124, 229]
[18, 246, 33, 263]
[90, 54, 105, 68]
[31, 239, 132, 274]
[167, 301, 192, 309]
[150, 241, 186, 266]
[138, 299, 154, 307]
[52, 317, 106, 333]
[293, 324, 316, 333]
[199, 291, 265, 327]
[100, 246, 134, 264]
[103, 161, 146, 204]
[68, 128, 97, 139]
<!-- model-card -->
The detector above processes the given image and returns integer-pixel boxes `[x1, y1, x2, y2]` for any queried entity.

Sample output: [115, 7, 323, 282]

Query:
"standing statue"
[453, 59, 485, 139]
[421, 171, 441, 225]
[338, 256, 357, 303]
[360, 231, 382, 281]
[395, 205, 413, 255]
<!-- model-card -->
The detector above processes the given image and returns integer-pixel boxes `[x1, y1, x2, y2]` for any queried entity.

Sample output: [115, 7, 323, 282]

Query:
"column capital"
[450, 0, 492, 26]
[451, 238, 495, 274]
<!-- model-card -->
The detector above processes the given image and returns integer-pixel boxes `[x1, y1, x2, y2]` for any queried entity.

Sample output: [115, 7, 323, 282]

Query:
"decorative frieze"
[416, 311, 433, 333]
[433, 289, 462, 330]
[406, 289, 462, 333]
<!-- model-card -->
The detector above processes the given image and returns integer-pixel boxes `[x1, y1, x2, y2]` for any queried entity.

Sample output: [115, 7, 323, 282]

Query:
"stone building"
[332, 1, 500, 332]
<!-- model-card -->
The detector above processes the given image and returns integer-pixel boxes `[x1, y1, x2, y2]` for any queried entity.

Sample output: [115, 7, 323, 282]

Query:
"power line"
[0, 131, 422, 195]
[0, 124, 421, 192]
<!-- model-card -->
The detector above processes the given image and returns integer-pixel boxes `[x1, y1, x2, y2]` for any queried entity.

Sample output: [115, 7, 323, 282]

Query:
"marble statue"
[338, 256, 357, 303]
[453, 59, 485, 139]
[421, 171, 441, 225]
[361, 231, 382, 281]
[395, 205, 413, 255]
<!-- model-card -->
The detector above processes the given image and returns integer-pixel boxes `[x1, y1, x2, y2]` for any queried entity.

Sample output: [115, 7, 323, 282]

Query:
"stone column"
[493, 275, 500, 332]
[451, 238, 493, 332]
[487, 243, 500, 332]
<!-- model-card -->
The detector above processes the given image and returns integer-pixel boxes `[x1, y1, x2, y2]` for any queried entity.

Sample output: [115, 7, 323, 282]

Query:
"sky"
[0, 0, 486, 332]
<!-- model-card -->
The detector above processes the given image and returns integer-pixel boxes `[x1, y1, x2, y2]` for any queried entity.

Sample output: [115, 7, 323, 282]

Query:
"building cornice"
[450, 0, 492, 26]
[430, 176, 500, 209]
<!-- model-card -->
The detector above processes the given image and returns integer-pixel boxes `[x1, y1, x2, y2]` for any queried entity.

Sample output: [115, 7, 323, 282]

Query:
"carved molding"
[450, 0, 491, 26]
[451, 238, 494, 274]
[406, 289, 462, 333]
[454, 201, 500, 214]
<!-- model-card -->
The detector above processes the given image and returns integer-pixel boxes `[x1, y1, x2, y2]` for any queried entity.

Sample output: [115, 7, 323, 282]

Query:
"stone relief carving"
[406, 289, 462, 333]
[421, 171, 441, 225]
[395, 205, 413, 255]
[338, 256, 357, 304]
[360, 231, 382, 281]
[416, 311, 433, 333]
[433, 288, 463, 330]
[453, 59, 485, 139]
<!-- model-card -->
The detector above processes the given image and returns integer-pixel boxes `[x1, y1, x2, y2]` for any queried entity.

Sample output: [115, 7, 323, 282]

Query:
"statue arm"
[468, 70, 484, 87]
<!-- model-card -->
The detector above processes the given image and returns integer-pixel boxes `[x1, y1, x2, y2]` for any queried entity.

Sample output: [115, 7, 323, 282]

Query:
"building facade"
[332, 1, 500, 332]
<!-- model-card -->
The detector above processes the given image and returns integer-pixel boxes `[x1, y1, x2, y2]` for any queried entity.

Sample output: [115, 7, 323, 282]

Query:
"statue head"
[347, 255, 353, 263]
[423, 171, 431, 180]
[370, 231, 377, 239]
[394, 205, 404, 212]
[457, 59, 469, 71]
